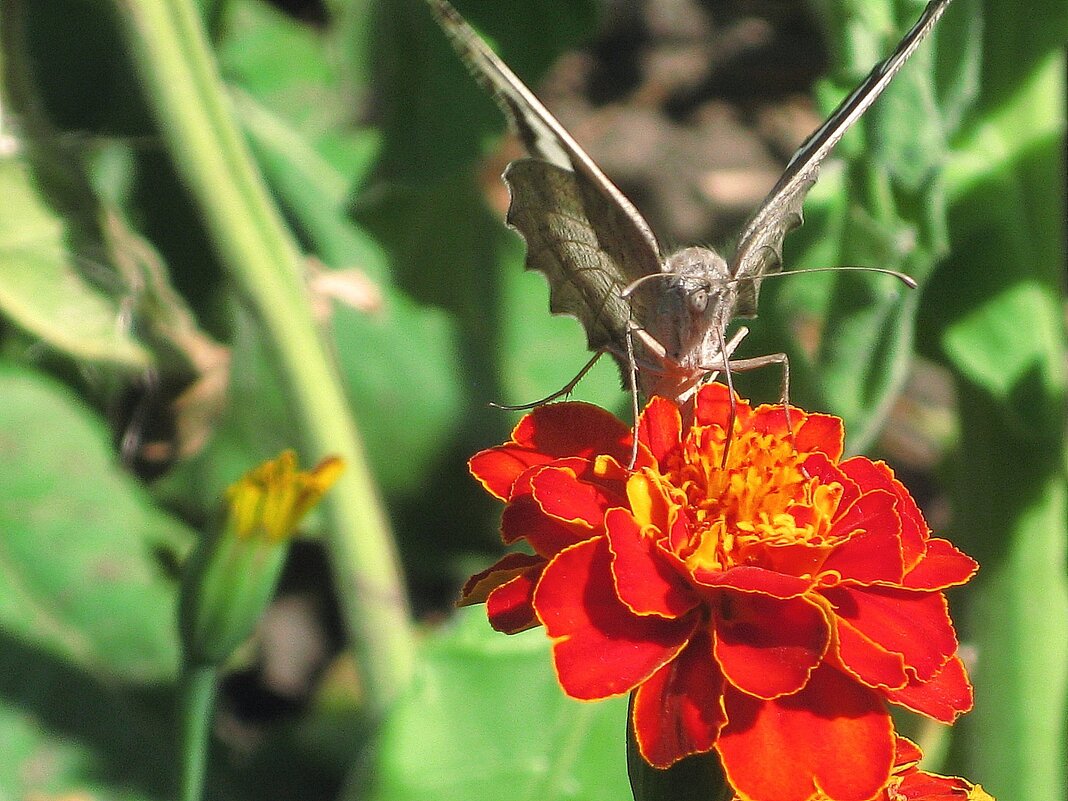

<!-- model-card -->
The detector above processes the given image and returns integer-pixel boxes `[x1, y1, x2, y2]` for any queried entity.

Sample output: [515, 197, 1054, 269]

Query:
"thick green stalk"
[178, 665, 217, 801]
[112, 0, 415, 713]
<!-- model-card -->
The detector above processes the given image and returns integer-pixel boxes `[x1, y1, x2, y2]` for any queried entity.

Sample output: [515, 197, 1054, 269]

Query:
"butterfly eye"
[689, 288, 709, 314]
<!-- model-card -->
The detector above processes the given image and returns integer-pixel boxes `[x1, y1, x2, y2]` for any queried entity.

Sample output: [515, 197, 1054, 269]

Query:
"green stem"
[112, 0, 415, 713]
[178, 665, 217, 801]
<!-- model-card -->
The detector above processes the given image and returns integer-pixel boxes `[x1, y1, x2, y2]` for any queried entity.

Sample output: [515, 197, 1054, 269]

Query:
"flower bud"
[178, 451, 343, 667]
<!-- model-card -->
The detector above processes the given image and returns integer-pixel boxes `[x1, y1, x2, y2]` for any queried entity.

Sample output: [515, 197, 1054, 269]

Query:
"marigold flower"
[464, 384, 977, 801]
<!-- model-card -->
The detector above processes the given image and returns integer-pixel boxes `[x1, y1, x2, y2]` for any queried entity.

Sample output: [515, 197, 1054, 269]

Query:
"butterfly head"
[648, 246, 737, 365]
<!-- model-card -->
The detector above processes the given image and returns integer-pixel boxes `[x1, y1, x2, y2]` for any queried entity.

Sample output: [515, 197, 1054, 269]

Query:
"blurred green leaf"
[220, 0, 335, 103]
[0, 156, 152, 369]
[923, 5, 1068, 796]
[364, 0, 598, 184]
[0, 362, 190, 680]
[219, 0, 367, 173]
[233, 87, 383, 263]
[0, 637, 174, 801]
[332, 294, 465, 497]
[367, 607, 631, 801]
[751, 0, 957, 452]
[497, 235, 627, 414]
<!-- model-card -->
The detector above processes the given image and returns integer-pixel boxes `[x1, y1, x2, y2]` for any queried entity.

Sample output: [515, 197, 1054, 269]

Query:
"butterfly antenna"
[490, 352, 603, 411]
[621, 272, 674, 299]
[733, 265, 918, 290]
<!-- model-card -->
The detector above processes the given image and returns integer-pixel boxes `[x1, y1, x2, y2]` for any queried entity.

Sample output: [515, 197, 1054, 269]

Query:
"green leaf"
[924, 20, 1068, 800]
[0, 156, 151, 369]
[367, 607, 631, 801]
[221, 0, 329, 86]
[232, 87, 383, 268]
[219, 0, 346, 134]
[0, 364, 187, 800]
[332, 293, 465, 497]
[0, 636, 174, 801]
[497, 235, 627, 414]
[934, 48, 1067, 431]
[0, 362, 190, 680]
[364, 0, 598, 184]
[748, 0, 955, 453]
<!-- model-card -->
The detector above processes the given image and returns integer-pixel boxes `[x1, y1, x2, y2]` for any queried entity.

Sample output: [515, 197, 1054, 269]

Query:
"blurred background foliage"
[0, 0, 1065, 799]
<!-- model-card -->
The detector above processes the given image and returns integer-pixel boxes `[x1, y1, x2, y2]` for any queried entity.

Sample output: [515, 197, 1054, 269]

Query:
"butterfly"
[427, 0, 950, 407]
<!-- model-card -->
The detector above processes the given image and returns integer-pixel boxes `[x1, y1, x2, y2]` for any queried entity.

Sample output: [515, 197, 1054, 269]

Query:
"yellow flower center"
[628, 422, 843, 577]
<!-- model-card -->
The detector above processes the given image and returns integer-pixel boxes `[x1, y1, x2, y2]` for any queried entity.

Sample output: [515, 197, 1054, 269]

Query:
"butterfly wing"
[426, 0, 663, 357]
[729, 0, 954, 317]
[505, 159, 657, 354]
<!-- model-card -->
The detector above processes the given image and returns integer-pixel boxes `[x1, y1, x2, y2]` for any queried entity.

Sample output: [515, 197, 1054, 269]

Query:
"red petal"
[638, 396, 683, 465]
[486, 569, 543, 633]
[501, 495, 587, 555]
[513, 402, 631, 458]
[823, 586, 959, 685]
[713, 594, 829, 698]
[631, 628, 728, 767]
[606, 509, 697, 618]
[834, 616, 908, 691]
[903, 538, 979, 590]
[534, 537, 699, 699]
[694, 383, 753, 429]
[750, 405, 844, 461]
[717, 666, 894, 801]
[828, 489, 900, 543]
[893, 735, 924, 768]
[692, 565, 812, 598]
[508, 456, 589, 498]
[469, 445, 551, 502]
[898, 770, 980, 801]
[469, 403, 630, 499]
[459, 552, 544, 605]
[885, 654, 973, 722]
[794, 413, 845, 460]
[525, 455, 629, 499]
[841, 459, 928, 567]
[803, 452, 861, 510]
[822, 490, 904, 583]
[531, 466, 626, 529]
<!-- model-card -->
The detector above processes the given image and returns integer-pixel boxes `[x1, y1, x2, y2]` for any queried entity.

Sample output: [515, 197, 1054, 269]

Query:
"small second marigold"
[463, 384, 977, 801]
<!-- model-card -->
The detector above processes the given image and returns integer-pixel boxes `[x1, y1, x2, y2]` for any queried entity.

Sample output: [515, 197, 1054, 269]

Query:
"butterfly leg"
[695, 341, 788, 466]
[723, 351, 795, 444]
[625, 326, 642, 469]
[490, 351, 604, 411]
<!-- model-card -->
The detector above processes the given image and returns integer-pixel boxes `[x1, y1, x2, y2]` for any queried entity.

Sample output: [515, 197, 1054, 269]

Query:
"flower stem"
[111, 0, 415, 712]
[178, 665, 217, 801]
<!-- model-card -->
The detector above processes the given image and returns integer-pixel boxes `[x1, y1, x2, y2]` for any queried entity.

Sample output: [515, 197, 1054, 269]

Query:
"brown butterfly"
[427, 0, 949, 407]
